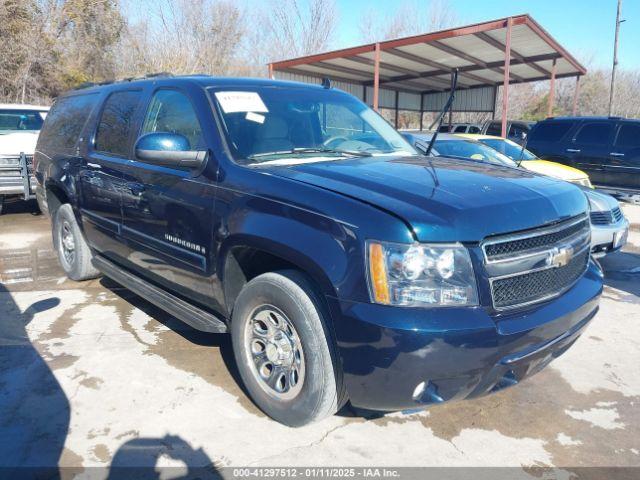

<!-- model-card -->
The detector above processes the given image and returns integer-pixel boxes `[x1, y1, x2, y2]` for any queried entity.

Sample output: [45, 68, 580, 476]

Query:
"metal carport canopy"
[269, 14, 587, 136]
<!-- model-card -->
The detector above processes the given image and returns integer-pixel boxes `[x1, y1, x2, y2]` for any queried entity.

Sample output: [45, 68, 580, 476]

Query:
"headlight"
[367, 241, 478, 307]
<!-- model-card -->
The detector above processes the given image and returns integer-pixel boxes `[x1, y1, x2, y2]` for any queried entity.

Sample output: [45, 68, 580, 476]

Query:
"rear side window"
[38, 94, 99, 151]
[529, 122, 573, 142]
[485, 122, 501, 136]
[142, 90, 204, 149]
[574, 122, 613, 145]
[468, 126, 480, 134]
[95, 90, 143, 157]
[615, 123, 640, 148]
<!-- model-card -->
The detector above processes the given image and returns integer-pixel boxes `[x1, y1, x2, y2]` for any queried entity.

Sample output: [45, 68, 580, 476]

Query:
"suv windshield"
[479, 138, 537, 161]
[0, 109, 46, 132]
[209, 86, 417, 165]
[430, 139, 517, 167]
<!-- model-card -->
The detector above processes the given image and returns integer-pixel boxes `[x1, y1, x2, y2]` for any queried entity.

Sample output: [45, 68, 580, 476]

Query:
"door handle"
[566, 148, 581, 153]
[610, 152, 625, 157]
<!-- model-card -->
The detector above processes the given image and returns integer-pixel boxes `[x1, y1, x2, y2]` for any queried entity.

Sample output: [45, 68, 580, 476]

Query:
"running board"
[93, 255, 227, 333]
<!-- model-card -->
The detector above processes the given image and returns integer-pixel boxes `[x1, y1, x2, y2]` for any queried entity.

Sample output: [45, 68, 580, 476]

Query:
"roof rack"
[75, 72, 175, 90]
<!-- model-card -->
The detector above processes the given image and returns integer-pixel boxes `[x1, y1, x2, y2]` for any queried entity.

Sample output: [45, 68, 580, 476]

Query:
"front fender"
[218, 205, 361, 303]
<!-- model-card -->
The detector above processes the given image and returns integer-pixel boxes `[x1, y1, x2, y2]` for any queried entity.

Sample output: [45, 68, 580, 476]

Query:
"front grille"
[590, 211, 612, 225]
[491, 249, 589, 309]
[613, 206, 623, 222]
[590, 207, 623, 225]
[484, 218, 588, 260]
[482, 214, 590, 310]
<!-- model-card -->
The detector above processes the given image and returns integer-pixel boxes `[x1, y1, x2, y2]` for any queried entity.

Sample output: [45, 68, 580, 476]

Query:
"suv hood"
[0, 131, 39, 156]
[266, 155, 588, 242]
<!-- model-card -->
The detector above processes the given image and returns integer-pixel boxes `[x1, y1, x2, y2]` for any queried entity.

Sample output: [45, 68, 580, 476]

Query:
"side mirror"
[134, 132, 207, 169]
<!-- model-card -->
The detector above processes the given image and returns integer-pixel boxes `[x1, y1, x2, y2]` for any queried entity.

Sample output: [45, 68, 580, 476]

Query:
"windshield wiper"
[247, 147, 372, 161]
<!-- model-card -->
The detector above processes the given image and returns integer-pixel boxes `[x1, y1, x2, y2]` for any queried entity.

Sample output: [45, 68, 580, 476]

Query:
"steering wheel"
[322, 136, 350, 149]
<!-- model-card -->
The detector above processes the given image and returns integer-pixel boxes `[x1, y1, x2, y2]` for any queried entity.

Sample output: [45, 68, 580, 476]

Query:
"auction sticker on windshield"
[215, 91, 268, 113]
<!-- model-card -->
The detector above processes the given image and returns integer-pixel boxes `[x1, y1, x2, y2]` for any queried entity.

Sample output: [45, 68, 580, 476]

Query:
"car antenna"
[425, 69, 458, 157]
[517, 130, 529, 167]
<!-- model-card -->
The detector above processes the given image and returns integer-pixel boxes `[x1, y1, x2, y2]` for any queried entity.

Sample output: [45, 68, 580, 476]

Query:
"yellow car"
[457, 134, 593, 188]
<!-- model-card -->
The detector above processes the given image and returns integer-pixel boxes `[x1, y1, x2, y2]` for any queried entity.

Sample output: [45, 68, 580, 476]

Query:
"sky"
[333, 0, 639, 70]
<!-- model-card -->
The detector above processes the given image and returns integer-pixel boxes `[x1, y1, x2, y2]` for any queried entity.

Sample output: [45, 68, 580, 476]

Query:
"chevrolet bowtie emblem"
[549, 245, 574, 268]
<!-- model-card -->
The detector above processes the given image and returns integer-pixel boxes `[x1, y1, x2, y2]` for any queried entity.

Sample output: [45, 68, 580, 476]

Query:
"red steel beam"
[547, 58, 557, 117]
[373, 43, 381, 111]
[430, 39, 525, 83]
[382, 48, 490, 84]
[474, 31, 551, 76]
[524, 16, 587, 75]
[501, 17, 513, 138]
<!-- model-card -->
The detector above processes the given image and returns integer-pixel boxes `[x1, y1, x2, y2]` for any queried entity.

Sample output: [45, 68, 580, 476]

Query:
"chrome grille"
[484, 218, 588, 260]
[590, 207, 623, 225]
[482, 215, 591, 310]
[492, 249, 589, 309]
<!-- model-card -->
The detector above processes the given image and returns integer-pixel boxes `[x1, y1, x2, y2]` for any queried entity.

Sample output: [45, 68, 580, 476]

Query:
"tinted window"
[575, 122, 613, 145]
[95, 90, 142, 157]
[485, 122, 502, 136]
[529, 122, 573, 142]
[509, 124, 528, 140]
[142, 90, 204, 149]
[615, 123, 640, 148]
[453, 125, 466, 133]
[0, 109, 45, 131]
[38, 95, 98, 150]
[468, 126, 480, 133]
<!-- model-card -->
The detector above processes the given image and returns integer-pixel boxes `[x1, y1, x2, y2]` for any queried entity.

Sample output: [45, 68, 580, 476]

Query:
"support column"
[572, 75, 581, 116]
[373, 43, 381, 111]
[419, 94, 424, 131]
[501, 17, 513, 138]
[547, 58, 557, 117]
[268, 63, 274, 79]
[492, 85, 498, 120]
[394, 91, 399, 128]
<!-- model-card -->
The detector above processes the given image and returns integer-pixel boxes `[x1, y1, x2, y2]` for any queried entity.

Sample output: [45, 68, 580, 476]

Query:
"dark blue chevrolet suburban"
[34, 76, 602, 426]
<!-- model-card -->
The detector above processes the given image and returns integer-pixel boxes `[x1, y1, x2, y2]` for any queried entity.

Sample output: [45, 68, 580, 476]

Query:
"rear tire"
[231, 270, 343, 427]
[52, 204, 100, 281]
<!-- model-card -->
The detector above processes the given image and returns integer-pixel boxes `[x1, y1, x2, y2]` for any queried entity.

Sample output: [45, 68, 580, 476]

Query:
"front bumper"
[329, 261, 602, 411]
[591, 217, 629, 258]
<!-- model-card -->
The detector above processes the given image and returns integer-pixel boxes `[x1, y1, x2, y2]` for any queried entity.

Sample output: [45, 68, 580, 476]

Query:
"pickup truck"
[35, 75, 602, 426]
[0, 104, 49, 214]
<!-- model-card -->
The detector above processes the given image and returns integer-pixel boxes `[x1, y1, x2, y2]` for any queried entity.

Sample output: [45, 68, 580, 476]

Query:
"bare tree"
[358, 0, 458, 43]
[116, 0, 244, 78]
[244, 0, 338, 69]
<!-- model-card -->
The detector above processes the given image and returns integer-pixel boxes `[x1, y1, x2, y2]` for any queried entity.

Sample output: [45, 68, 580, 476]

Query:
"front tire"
[52, 204, 100, 281]
[231, 270, 343, 427]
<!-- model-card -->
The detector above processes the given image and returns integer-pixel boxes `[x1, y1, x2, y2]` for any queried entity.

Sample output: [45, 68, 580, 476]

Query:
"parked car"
[527, 116, 640, 201]
[0, 104, 49, 214]
[459, 134, 593, 188]
[36, 76, 601, 426]
[482, 119, 535, 145]
[437, 123, 481, 134]
[403, 131, 628, 257]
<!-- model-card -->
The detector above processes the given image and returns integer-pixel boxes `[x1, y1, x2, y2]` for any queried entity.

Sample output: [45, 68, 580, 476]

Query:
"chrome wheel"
[244, 305, 305, 400]
[59, 220, 76, 268]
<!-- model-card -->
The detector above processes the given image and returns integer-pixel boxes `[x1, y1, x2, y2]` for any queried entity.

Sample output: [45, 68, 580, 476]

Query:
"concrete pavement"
[1, 201, 639, 478]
